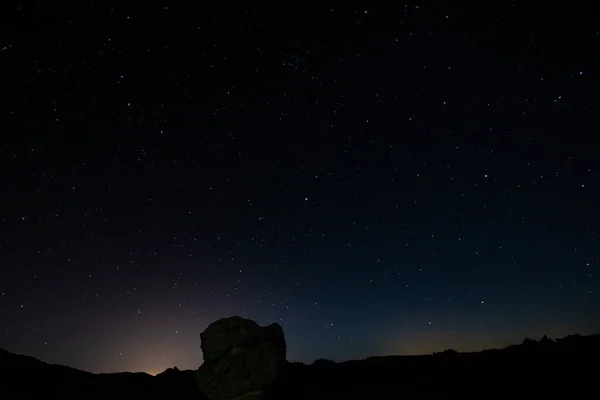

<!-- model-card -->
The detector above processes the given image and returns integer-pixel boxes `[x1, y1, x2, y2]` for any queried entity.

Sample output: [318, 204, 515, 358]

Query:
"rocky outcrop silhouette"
[196, 316, 287, 400]
[433, 348, 459, 356]
[311, 358, 336, 368]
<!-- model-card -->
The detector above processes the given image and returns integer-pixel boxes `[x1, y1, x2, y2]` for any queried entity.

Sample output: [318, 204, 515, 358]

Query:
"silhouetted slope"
[0, 348, 89, 374]
[0, 349, 202, 400]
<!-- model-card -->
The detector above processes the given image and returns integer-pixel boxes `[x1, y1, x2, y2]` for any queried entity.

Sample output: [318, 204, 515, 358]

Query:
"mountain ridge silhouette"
[1, 331, 599, 398]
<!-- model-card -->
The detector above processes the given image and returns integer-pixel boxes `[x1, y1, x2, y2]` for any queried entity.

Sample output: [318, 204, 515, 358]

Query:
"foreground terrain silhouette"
[1, 316, 599, 399]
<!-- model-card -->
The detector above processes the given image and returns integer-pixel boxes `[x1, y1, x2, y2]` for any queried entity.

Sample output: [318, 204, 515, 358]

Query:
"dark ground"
[1, 333, 599, 399]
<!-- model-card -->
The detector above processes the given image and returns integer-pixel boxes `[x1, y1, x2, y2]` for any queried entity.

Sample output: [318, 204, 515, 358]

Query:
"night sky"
[1, 2, 599, 375]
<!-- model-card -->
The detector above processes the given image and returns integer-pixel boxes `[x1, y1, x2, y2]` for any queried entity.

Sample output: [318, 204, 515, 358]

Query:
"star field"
[1, 2, 599, 374]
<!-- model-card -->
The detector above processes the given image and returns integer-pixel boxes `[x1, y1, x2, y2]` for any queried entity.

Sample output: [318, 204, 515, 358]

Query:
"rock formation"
[196, 316, 287, 400]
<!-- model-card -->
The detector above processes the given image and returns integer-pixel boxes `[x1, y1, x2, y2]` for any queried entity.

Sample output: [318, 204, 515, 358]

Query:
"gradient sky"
[1, 2, 599, 374]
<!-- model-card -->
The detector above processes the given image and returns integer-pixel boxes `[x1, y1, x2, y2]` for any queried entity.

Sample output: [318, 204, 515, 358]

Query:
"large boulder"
[196, 316, 287, 400]
[200, 316, 261, 364]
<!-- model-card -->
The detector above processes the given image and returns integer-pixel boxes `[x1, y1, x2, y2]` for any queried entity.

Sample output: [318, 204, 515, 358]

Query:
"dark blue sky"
[1, 2, 599, 374]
